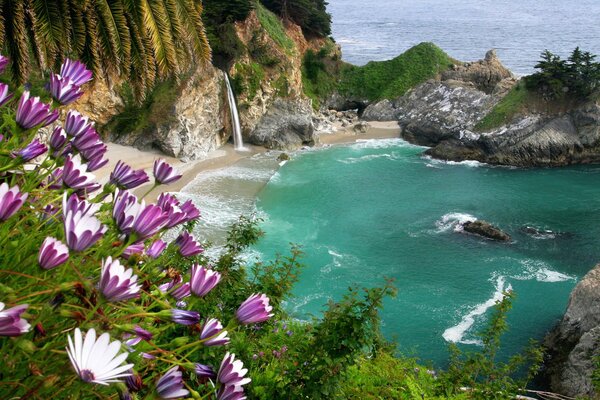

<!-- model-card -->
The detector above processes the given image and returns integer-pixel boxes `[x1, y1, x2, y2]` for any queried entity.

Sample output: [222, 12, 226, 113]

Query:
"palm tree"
[0, 0, 211, 98]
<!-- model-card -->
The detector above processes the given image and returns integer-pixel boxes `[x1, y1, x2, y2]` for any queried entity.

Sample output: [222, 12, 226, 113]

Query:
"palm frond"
[139, 0, 179, 76]
[4, 0, 30, 84]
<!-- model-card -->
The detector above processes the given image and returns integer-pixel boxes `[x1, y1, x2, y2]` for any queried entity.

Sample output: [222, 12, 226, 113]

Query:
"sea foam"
[443, 276, 512, 345]
[512, 259, 575, 283]
[435, 212, 477, 233]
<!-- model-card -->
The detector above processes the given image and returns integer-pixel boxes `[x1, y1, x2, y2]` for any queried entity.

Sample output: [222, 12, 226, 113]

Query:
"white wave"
[337, 152, 400, 164]
[279, 160, 288, 167]
[422, 155, 486, 168]
[350, 138, 424, 150]
[435, 212, 477, 233]
[443, 276, 512, 345]
[512, 259, 575, 283]
[328, 248, 343, 258]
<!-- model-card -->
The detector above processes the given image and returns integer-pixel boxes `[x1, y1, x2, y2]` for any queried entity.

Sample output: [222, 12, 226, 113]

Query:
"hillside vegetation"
[338, 42, 457, 101]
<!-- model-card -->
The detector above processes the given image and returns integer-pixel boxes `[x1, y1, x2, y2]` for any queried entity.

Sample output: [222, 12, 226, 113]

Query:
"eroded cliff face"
[230, 9, 320, 149]
[112, 63, 228, 161]
[543, 264, 600, 397]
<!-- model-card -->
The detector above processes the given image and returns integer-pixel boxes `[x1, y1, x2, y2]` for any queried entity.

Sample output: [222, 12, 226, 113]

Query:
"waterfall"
[223, 73, 246, 151]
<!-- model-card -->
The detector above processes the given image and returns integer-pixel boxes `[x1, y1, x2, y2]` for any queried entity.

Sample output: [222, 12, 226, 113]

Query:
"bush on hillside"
[260, 0, 332, 38]
[525, 48, 600, 100]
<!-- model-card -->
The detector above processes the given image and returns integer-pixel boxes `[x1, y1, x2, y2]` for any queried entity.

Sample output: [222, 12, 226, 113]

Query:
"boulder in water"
[462, 220, 511, 241]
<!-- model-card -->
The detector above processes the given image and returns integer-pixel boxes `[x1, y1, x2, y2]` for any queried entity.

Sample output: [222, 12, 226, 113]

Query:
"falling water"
[223, 73, 245, 151]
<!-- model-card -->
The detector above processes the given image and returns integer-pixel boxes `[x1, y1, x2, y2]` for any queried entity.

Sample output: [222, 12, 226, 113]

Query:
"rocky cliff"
[74, 6, 324, 159]
[544, 264, 600, 397]
[362, 49, 600, 167]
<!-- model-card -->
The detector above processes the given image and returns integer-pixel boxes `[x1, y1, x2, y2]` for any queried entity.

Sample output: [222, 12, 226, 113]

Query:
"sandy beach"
[96, 120, 402, 200]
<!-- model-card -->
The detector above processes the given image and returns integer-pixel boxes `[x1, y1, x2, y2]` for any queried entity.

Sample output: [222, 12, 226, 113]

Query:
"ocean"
[327, 0, 600, 75]
[252, 140, 600, 365]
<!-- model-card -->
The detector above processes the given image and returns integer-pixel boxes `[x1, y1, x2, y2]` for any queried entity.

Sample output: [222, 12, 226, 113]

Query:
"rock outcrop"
[248, 98, 315, 149]
[112, 63, 227, 161]
[426, 101, 600, 167]
[441, 50, 515, 94]
[462, 220, 511, 242]
[544, 264, 600, 397]
[362, 50, 516, 146]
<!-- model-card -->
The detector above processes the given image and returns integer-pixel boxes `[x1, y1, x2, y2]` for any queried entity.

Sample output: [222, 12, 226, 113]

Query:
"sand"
[97, 120, 402, 200]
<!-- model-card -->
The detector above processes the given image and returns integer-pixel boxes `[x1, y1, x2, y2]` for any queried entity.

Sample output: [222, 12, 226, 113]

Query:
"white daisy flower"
[66, 328, 134, 385]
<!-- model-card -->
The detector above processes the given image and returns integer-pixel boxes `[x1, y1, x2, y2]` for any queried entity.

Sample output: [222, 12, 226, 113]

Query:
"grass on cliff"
[302, 42, 341, 109]
[255, 2, 295, 54]
[338, 42, 457, 101]
[474, 80, 582, 132]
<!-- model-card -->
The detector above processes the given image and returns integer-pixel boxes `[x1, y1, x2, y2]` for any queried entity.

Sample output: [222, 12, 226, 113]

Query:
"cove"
[253, 138, 600, 366]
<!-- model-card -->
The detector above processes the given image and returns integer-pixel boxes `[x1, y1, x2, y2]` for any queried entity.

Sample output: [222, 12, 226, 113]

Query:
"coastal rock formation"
[426, 101, 600, 166]
[462, 220, 511, 241]
[231, 10, 321, 150]
[363, 80, 498, 146]
[544, 264, 600, 397]
[441, 49, 515, 94]
[113, 63, 227, 161]
[248, 98, 315, 149]
[362, 50, 515, 132]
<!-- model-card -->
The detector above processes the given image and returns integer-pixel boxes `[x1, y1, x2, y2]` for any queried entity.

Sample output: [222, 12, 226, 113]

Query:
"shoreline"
[98, 121, 402, 200]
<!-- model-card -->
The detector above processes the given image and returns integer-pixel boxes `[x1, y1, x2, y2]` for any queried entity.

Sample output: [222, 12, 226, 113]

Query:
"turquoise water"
[254, 139, 600, 366]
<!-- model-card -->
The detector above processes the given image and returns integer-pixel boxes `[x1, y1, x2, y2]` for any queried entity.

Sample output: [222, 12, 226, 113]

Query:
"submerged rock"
[544, 264, 600, 397]
[462, 220, 511, 242]
[353, 121, 370, 134]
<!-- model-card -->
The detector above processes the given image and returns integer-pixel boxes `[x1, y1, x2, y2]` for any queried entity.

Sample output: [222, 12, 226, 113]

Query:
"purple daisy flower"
[170, 309, 200, 326]
[64, 110, 94, 138]
[60, 59, 93, 86]
[180, 199, 200, 222]
[0, 302, 31, 336]
[200, 318, 230, 347]
[62, 155, 97, 191]
[49, 73, 83, 105]
[15, 91, 58, 129]
[38, 237, 69, 270]
[155, 366, 189, 399]
[194, 363, 216, 379]
[50, 126, 68, 152]
[62, 193, 106, 252]
[0, 55, 9, 74]
[170, 283, 191, 301]
[14, 138, 47, 162]
[190, 264, 221, 297]
[217, 352, 251, 386]
[146, 239, 167, 258]
[110, 161, 149, 189]
[122, 243, 145, 259]
[217, 384, 247, 400]
[0, 183, 28, 221]
[126, 371, 143, 392]
[0, 83, 13, 107]
[153, 159, 182, 185]
[132, 203, 169, 240]
[113, 190, 142, 234]
[174, 232, 203, 257]
[86, 154, 109, 172]
[99, 257, 141, 302]
[235, 293, 274, 325]
[66, 328, 133, 385]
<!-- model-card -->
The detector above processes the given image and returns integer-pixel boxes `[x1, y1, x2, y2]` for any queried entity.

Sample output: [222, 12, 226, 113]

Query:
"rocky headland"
[543, 264, 600, 397]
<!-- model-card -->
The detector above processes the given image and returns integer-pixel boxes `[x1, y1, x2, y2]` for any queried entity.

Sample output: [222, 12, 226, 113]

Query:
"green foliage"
[232, 62, 265, 101]
[474, 81, 533, 131]
[104, 78, 180, 138]
[260, 0, 332, 38]
[340, 352, 468, 400]
[202, 0, 254, 25]
[338, 42, 456, 101]
[302, 43, 341, 109]
[205, 22, 247, 66]
[1, 0, 211, 97]
[440, 291, 544, 399]
[525, 47, 600, 100]
[255, 3, 296, 53]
